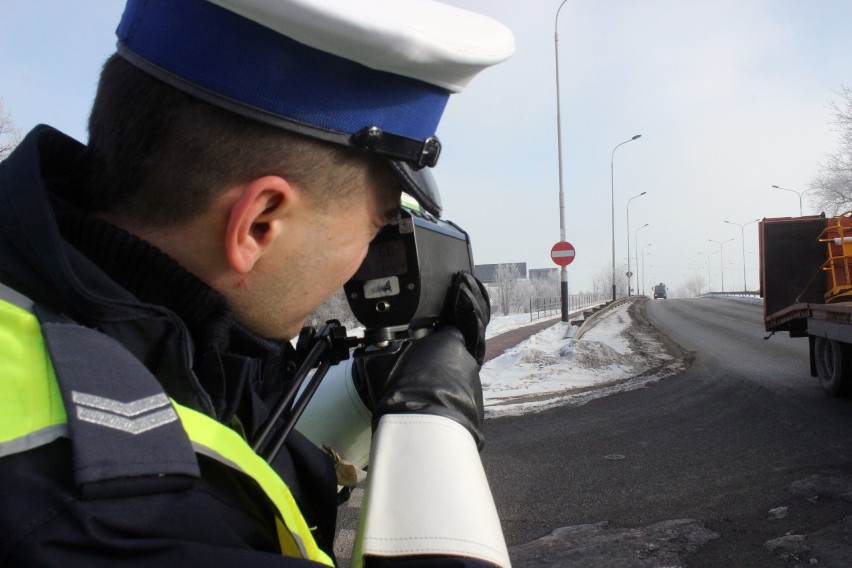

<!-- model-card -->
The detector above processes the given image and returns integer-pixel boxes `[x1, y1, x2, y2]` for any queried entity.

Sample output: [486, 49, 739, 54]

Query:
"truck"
[760, 213, 852, 397]
[653, 283, 667, 299]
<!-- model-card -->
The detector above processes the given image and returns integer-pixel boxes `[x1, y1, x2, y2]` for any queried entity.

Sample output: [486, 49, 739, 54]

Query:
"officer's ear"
[223, 175, 300, 274]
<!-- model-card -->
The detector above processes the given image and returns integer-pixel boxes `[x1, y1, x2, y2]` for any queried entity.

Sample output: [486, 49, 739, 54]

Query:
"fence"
[529, 292, 610, 322]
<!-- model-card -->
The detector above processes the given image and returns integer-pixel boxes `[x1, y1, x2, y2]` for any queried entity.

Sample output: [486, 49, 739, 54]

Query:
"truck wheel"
[814, 337, 852, 397]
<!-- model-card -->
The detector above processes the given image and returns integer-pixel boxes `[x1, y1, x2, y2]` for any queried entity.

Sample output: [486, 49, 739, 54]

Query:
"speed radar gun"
[345, 205, 474, 342]
[251, 206, 509, 567]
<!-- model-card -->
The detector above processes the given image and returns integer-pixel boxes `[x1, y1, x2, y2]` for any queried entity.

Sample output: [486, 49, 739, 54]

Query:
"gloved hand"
[352, 271, 491, 449]
[439, 271, 491, 365]
[353, 328, 485, 449]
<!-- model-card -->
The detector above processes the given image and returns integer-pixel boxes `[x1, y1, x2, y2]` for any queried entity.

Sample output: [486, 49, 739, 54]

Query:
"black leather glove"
[440, 271, 491, 365]
[352, 271, 491, 449]
[353, 328, 485, 449]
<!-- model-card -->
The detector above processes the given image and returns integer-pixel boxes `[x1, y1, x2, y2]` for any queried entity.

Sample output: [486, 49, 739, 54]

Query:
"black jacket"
[0, 126, 338, 566]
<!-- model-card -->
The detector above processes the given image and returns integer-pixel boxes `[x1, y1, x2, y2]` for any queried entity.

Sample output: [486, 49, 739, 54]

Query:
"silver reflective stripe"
[0, 281, 34, 312]
[76, 406, 179, 436]
[190, 441, 246, 475]
[72, 391, 172, 417]
[0, 424, 68, 458]
[70, 391, 179, 435]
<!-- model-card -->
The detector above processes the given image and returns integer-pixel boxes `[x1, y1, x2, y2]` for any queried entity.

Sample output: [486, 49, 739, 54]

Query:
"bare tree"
[591, 266, 610, 298]
[591, 263, 629, 298]
[0, 98, 22, 160]
[681, 273, 705, 298]
[529, 270, 559, 298]
[810, 86, 852, 215]
[494, 263, 529, 316]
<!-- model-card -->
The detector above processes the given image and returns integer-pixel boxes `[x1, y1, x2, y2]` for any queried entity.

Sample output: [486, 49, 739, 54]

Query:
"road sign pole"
[551, 241, 576, 321]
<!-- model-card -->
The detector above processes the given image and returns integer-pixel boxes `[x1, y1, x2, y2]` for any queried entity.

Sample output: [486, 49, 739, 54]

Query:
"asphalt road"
[482, 297, 852, 567]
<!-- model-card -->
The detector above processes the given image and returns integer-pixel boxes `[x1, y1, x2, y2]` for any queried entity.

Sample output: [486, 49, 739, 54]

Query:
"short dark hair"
[86, 54, 384, 226]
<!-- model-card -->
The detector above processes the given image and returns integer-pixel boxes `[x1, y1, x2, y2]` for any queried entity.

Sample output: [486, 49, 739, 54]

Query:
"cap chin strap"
[352, 127, 441, 168]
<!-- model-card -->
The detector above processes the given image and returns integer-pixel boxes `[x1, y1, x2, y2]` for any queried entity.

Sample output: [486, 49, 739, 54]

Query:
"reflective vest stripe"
[174, 404, 333, 564]
[0, 288, 333, 566]
[0, 290, 67, 455]
[0, 424, 68, 459]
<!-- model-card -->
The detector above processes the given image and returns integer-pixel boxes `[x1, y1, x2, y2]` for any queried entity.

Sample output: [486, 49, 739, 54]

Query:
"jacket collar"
[0, 126, 298, 431]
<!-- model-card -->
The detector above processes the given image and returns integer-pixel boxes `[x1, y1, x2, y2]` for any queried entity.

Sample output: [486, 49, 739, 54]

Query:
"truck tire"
[813, 337, 852, 397]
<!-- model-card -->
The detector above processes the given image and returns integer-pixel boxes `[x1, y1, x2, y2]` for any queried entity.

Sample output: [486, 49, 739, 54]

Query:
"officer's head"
[87, 0, 514, 338]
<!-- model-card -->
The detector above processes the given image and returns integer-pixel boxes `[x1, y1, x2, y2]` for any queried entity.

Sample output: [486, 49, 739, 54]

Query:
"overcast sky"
[3, 1, 851, 295]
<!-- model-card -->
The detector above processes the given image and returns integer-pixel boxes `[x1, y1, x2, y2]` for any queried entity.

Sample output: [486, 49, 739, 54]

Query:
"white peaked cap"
[208, 0, 516, 92]
[116, 0, 515, 216]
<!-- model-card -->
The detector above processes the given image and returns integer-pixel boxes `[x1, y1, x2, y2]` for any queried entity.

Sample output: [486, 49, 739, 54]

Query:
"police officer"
[0, 0, 514, 566]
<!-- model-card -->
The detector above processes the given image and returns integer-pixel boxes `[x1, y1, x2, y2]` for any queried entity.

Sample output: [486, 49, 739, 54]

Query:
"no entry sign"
[551, 241, 576, 266]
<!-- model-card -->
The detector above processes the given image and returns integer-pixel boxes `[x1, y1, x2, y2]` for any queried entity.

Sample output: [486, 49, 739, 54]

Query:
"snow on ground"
[483, 300, 688, 417]
[485, 312, 560, 339]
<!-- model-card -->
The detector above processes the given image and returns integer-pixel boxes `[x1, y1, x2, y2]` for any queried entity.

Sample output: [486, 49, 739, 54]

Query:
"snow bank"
[482, 301, 686, 417]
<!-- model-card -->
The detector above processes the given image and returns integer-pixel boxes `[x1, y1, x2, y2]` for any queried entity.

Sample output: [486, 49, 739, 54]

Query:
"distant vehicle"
[653, 283, 667, 299]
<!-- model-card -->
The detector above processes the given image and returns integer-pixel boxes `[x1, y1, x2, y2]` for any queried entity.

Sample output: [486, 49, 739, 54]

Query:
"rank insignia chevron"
[71, 391, 179, 435]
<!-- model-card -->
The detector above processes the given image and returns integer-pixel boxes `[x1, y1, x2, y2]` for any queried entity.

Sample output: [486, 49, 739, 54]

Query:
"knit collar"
[57, 210, 233, 353]
[56, 210, 298, 431]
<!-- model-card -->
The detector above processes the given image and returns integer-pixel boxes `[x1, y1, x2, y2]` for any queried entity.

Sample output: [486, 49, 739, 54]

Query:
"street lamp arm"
[611, 135, 642, 161]
[555, 0, 570, 31]
[772, 184, 808, 216]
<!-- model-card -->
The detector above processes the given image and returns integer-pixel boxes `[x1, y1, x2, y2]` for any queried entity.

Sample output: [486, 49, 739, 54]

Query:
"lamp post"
[724, 218, 759, 291]
[708, 238, 734, 292]
[610, 134, 642, 301]
[641, 244, 653, 295]
[555, 0, 570, 321]
[626, 191, 647, 295]
[702, 250, 719, 292]
[634, 223, 649, 294]
[771, 185, 813, 217]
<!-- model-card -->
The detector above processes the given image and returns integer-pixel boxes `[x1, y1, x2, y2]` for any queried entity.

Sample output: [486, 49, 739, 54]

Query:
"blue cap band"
[116, 0, 451, 143]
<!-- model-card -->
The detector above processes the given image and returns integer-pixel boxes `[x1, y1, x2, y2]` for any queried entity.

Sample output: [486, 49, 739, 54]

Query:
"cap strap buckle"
[353, 127, 441, 168]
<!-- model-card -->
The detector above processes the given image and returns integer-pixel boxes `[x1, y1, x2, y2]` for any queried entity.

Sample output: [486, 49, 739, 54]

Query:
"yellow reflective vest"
[0, 283, 333, 566]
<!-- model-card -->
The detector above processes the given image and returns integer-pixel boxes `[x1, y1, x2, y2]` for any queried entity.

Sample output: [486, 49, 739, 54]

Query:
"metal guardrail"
[574, 296, 635, 339]
[529, 293, 610, 322]
[700, 291, 762, 300]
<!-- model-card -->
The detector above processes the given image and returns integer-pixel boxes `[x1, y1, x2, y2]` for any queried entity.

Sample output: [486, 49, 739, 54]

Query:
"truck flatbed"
[766, 301, 852, 337]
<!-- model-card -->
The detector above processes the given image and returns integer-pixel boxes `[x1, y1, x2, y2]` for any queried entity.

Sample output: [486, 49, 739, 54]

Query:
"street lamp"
[626, 191, 647, 295]
[611, 134, 642, 301]
[634, 223, 649, 294]
[724, 218, 760, 291]
[771, 185, 813, 217]
[708, 238, 734, 292]
[641, 244, 653, 296]
[700, 250, 719, 292]
[554, 0, 570, 321]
